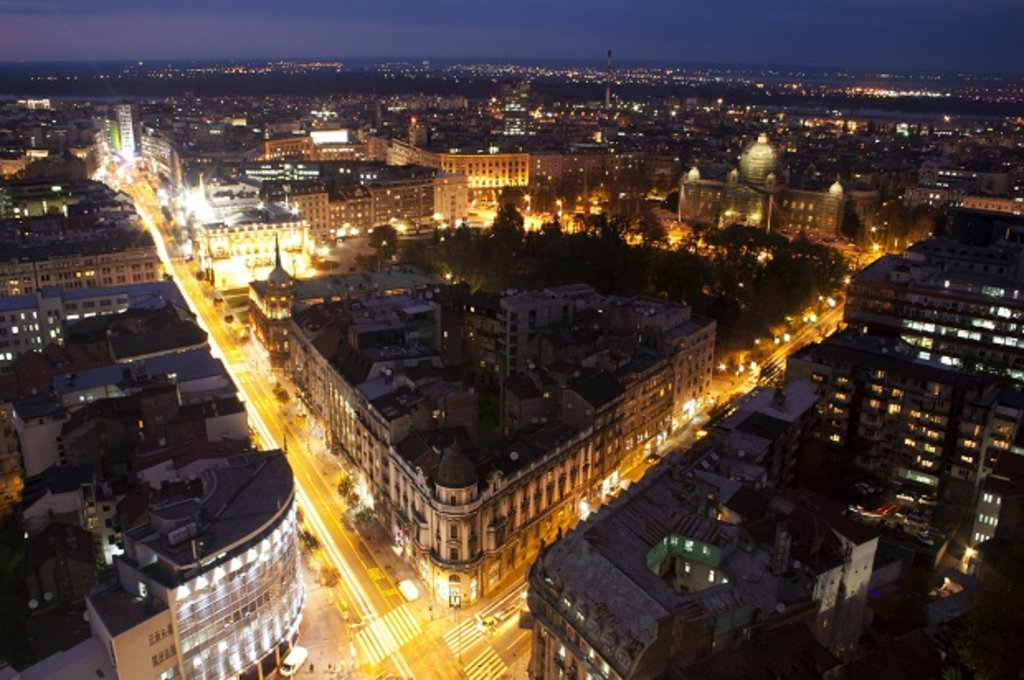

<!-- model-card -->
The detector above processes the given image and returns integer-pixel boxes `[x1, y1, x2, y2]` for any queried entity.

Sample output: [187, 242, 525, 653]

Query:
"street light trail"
[121, 172, 416, 678]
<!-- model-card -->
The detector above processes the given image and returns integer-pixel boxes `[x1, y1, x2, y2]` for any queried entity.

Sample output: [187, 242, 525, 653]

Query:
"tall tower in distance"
[605, 49, 612, 109]
[115, 102, 136, 158]
[501, 81, 531, 136]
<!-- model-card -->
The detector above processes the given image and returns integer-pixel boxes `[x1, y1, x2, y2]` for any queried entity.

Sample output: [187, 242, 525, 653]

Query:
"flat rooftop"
[123, 451, 294, 585]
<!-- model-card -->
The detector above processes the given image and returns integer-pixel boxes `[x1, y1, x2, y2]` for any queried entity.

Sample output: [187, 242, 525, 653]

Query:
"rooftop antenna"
[605, 49, 612, 109]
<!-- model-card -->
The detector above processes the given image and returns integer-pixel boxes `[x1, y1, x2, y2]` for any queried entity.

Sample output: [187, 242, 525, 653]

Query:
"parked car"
[398, 579, 420, 602]
[280, 646, 308, 677]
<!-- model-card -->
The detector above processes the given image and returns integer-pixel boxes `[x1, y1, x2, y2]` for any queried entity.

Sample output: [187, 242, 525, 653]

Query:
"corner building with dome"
[681, 133, 878, 237]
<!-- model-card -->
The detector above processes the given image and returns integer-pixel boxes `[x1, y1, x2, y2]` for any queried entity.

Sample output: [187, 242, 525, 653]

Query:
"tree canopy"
[401, 222, 847, 350]
[369, 224, 399, 260]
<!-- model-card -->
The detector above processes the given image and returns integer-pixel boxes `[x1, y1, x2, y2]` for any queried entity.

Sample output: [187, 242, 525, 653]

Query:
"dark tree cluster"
[401, 208, 846, 350]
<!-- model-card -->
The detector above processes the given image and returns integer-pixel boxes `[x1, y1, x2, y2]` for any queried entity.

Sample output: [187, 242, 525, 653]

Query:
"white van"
[280, 646, 308, 677]
[398, 579, 420, 602]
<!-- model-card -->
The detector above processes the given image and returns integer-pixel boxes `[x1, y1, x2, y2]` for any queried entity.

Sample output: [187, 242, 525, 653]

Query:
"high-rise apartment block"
[501, 82, 531, 136]
[787, 329, 1024, 505]
[845, 236, 1024, 382]
[115, 103, 137, 158]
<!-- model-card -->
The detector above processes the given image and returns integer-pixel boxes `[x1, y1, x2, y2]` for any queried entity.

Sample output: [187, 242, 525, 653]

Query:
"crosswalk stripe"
[386, 604, 421, 645]
[355, 623, 388, 666]
[443, 619, 483, 655]
[464, 647, 507, 680]
[354, 605, 424, 666]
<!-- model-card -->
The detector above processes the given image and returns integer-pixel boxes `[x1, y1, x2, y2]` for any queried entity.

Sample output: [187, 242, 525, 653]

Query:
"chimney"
[773, 388, 786, 409]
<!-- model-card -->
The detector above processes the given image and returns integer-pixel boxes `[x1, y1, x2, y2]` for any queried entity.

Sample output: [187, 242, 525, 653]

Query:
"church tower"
[250, 235, 295, 368]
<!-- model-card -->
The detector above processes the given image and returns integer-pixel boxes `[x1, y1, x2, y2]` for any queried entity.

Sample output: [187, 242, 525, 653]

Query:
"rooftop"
[253, 266, 437, 300]
[53, 347, 227, 398]
[793, 329, 999, 393]
[122, 451, 293, 586]
[15, 635, 115, 680]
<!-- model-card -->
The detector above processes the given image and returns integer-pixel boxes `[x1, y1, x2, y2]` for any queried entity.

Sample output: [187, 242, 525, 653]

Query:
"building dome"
[686, 166, 701, 182]
[436, 443, 477, 489]
[739, 133, 779, 187]
[829, 180, 844, 197]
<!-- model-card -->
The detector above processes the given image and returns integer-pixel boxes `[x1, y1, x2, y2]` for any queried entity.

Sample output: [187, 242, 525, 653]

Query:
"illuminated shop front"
[87, 452, 304, 680]
[171, 502, 304, 680]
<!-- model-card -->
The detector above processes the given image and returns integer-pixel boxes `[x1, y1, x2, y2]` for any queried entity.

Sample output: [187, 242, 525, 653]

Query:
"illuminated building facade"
[262, 135, 314, 161]
[283, 183, 331, 240]
[681, 134, 874, 236]
[969, 452, 1024, 558]
[192, 204, 311, 289]
[115, 103, 137, 158]
[439, 151, 529, 191]
[249, 266, 437, 368]
[327, 187, 373, 234]
[248, 239, 294, 367]
[286, 288, 714, 604]
[0, 281, 182, 370]
[501, 82, 531, 136]
[86, 451, 303, 680]
[787, 329, 1023, 505]
[377, 138, 529, 193]
[246, 162, 466, 235]
[844, 237, 1024, 381]
[433, 173, 469, 225]
[0, 229, 161, 297]
[140, 130, 183, 188]
[262, 130, 368, 162]
[323, 176, 465, 234]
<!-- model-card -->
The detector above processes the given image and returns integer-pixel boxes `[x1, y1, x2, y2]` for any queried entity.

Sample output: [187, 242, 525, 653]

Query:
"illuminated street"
[106, 164, 544, 680]
[1, 7, 1022, 677]
[90, 153, 861, 679]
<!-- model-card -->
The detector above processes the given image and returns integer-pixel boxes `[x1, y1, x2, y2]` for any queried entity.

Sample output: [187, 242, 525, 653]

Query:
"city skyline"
[2, 3, 1024, 676]
[0, 0, 1021, 73]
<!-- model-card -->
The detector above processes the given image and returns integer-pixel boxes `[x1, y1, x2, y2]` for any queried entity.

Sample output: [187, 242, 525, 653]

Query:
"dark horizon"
[0, 0, 1020, 74]
[0, 55, 1021, 79]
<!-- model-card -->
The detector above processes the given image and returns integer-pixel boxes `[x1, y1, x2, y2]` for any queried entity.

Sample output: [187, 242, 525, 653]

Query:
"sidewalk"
[298, 553, 360, 679]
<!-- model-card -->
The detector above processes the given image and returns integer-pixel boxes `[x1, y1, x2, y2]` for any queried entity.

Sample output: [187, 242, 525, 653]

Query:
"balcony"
[429, 547, 485, 570]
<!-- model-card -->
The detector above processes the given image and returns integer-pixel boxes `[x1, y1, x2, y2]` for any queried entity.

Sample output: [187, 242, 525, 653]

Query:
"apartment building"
[527, 448, 878, 679]
[787, 330, 1024, 505]
[287, 285, 715, 604]
[844, 236, 1024, 382]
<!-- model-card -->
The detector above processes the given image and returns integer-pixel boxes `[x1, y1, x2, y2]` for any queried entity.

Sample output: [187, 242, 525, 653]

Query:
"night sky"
[0, 0, 1019, 73]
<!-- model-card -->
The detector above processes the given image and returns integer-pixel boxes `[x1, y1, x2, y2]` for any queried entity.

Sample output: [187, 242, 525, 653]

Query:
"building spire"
[274, 234, 282, 269]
